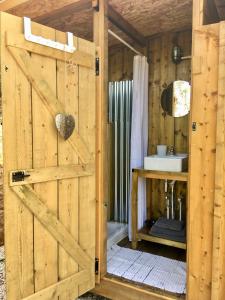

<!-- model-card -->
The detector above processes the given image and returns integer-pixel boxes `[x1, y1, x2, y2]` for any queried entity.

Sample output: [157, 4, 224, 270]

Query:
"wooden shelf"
[137, 226, 186, 250]
[132, 168, 188, 182]
[131, 168, 187, 251]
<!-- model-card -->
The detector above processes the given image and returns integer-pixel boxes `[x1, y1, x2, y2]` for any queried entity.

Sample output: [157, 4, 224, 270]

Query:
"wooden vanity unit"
[131, 168, 188, 250]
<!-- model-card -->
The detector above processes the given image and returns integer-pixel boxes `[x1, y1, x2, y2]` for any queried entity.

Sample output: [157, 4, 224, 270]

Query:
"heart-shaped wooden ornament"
[55, 113, 75, 140]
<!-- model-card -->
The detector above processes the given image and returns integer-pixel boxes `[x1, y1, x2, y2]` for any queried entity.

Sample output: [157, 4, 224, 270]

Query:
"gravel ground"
[0, 247, 5, 300]
[79, 293, 109, 300]
[0, 247, 109, 300]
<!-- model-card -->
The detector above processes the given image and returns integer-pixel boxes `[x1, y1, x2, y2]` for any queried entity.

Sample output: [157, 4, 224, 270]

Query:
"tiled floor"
[107, 244, 186, 295]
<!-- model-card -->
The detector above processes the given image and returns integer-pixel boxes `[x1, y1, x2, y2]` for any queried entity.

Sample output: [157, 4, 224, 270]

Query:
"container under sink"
[144, 154, 188, 172]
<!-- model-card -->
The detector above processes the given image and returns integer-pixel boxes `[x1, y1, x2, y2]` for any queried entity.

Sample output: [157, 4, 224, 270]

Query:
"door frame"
[94, 1, 224, 300]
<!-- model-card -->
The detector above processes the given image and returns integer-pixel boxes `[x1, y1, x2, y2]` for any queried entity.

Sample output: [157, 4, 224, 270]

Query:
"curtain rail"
[108, 29, 142, 56]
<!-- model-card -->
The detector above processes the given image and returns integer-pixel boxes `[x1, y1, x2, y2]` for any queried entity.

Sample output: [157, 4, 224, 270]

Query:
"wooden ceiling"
[204, 0, 225, 24]
[110, 0, 192, 37]
[0, 0, 212, 48]
[1, 0, 225, 47]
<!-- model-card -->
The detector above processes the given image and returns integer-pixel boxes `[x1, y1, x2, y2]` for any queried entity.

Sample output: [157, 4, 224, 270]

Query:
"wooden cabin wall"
[148, 30, 192, 220]
[188, 22, 219, 299]
[108, 30, 191, 221]
[109, 46, 135, 81]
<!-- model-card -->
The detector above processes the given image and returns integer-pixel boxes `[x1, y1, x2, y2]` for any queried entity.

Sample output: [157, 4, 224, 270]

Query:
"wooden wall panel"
[148, 30, 191, 220]
[78, 37, 96, 294]
[109, 46, 135, 81]
[187, 24, 219, 299]
[147, 37, 162, 220]
[108, 30, 191, 221]
[211, 21, 225, 300]
[94, 0, 108, 280]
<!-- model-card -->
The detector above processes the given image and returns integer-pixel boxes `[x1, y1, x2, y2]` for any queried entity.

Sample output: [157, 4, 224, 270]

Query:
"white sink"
[144, 154, 188, 172]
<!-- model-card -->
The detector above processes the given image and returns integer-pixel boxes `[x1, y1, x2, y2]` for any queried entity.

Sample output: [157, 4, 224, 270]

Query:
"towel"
[150, 225, 186, 237]
[154, 217, 184, 232]
[150, 230, 186, 243]
[149, 219, 186, 243]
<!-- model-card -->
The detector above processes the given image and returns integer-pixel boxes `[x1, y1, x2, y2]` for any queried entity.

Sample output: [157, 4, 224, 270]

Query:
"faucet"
[167, 146, 175, 156]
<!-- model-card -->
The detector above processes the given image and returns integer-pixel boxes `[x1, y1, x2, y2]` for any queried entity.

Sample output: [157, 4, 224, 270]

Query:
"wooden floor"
[118, 237, 186, 262]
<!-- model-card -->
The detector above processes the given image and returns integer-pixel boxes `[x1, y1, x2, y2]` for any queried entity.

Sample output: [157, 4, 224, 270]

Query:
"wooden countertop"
[132, 168, 188, 182]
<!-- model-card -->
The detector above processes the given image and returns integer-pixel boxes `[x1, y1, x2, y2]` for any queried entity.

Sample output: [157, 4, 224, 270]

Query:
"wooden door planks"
[12, 185, 92, 269]
[7, 46, 93, 164]
[56, 30, 79, 300]
[31, 21, 58, 295]
[1, 13, 34, 299]
[22, 270, 89, 300]
[2, 12, 96, 300]
[6, 32, 94, 69]
[9, 163, 94, 186]
[188, 24, 219, 299]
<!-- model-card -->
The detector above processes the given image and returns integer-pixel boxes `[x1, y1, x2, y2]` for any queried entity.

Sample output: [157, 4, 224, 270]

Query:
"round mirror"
[161, 80, 191, 117]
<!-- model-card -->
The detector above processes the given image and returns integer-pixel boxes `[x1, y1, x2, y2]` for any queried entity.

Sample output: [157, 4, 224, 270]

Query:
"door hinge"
[12, 171, 30, 182]
[95, 258, 99, 274]
[96, 57, 100, 76]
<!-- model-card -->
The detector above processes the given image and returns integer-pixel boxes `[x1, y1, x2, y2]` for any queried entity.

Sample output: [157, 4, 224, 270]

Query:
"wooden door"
[1, 12, 96, 300]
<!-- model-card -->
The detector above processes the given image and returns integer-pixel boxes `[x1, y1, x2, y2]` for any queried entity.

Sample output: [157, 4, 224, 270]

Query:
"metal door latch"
[192, 122, 197, 131]
[95, 258, 99, 274]
[96, 57, 100, 76]
[12, 171, 30, 182]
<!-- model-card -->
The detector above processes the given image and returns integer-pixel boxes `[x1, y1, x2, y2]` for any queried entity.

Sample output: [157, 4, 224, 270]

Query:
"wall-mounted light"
[172, 45, 191, 64]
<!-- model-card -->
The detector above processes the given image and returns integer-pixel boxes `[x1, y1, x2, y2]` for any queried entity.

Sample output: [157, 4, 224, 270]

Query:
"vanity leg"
[132, 241, 138, 250]
[132, 171, 138, 250]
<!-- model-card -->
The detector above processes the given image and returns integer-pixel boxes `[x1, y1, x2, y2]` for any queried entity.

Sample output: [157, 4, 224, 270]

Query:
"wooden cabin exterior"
[0, 0, 224, 299]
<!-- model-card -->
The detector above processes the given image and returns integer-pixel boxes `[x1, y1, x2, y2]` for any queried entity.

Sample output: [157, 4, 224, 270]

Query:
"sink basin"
[144, 154, 188, 172]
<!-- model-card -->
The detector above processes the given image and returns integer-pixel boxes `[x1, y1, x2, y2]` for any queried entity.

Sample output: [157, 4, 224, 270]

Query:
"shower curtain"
[128, 55, 149, 240]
